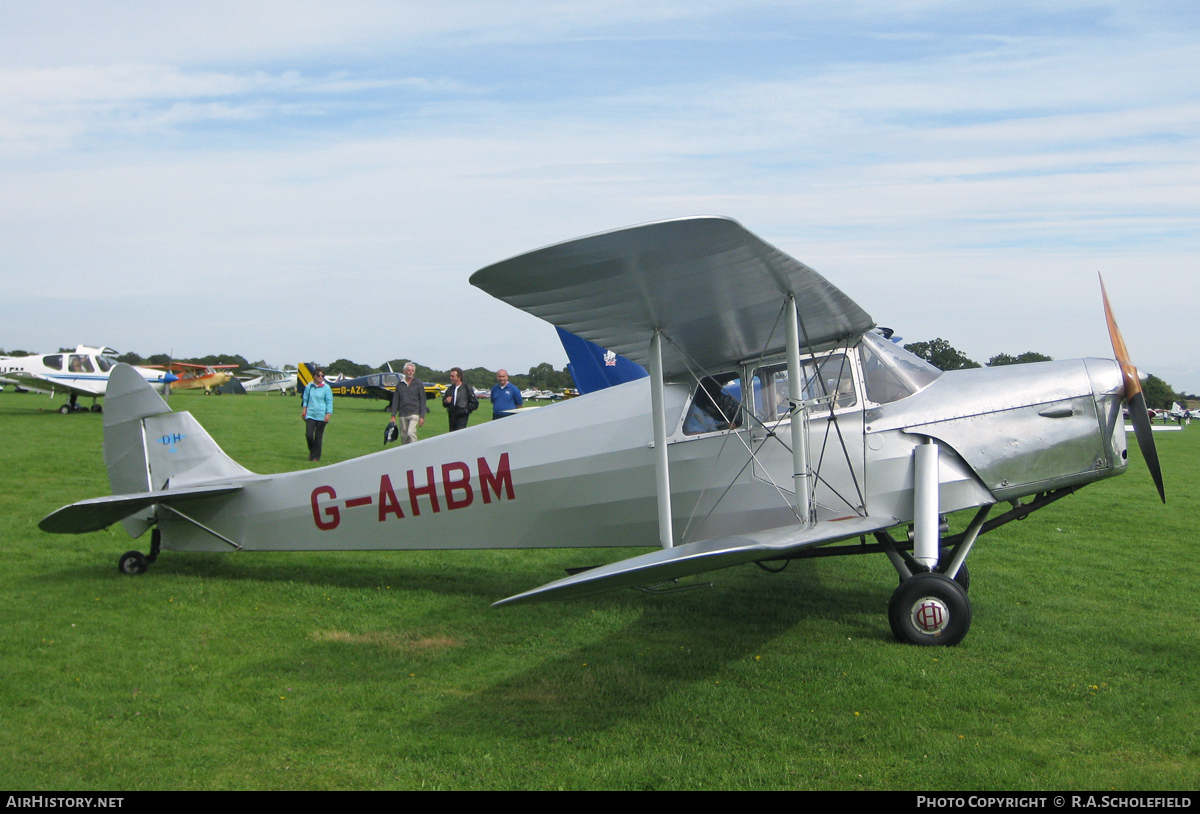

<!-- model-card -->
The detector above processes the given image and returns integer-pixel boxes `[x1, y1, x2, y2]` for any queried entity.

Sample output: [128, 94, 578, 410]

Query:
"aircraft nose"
[1084, 357, 1124, 399]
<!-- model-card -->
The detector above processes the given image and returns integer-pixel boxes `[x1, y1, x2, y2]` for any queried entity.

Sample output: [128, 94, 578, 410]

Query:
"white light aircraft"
[1, 345, 176, 413]
[240, 367, 298, 395]
[39, 218, 1164, 646]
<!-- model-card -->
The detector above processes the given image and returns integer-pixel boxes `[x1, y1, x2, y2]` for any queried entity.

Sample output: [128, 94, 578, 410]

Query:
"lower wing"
[494, 514, 897, 607]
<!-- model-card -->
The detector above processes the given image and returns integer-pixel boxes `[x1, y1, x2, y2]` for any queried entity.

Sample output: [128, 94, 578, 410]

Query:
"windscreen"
[858, 331, 942, 404]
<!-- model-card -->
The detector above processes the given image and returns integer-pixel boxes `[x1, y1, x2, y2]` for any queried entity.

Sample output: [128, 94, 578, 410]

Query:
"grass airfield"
[1, 388, 1197, 790]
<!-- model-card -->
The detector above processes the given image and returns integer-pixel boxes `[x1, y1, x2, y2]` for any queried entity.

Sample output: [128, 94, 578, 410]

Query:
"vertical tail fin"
[103, 365, 253, 537]
[556, 327, 648, 394]
[297, 362, 315, 390]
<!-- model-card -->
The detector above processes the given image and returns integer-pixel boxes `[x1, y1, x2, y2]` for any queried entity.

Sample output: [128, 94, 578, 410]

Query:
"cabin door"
[748, 352, 867, 520]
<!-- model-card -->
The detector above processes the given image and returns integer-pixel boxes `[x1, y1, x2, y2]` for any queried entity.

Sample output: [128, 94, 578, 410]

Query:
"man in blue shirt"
[301, 368, 334, 462]
[490, 369, 523, 420]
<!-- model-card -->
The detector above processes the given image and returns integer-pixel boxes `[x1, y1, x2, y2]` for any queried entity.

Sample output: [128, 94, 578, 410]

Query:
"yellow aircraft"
[167, 363, 239, 395]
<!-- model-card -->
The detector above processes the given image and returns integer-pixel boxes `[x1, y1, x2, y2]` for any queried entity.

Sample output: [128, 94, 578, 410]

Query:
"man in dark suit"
[442, 367, 476, 431]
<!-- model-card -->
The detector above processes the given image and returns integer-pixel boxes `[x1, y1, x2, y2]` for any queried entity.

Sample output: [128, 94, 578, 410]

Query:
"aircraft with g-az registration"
[39, 217, 1164, 646]
[0, 345, 177, 412]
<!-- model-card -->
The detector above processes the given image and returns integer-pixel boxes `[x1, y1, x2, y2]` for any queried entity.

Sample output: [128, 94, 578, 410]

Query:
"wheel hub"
[910, 596, 950, 635]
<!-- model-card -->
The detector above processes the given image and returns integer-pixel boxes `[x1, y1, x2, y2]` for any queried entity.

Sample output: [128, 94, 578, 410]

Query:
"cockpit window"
[683, 373, 743, 435]
[96, 356, 115, 372]
[858, 331, 942, 404]
[69, 355, 95, 373]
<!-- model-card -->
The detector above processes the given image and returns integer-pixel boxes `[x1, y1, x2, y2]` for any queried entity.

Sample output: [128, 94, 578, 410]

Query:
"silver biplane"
[39, 217, 1164, 646]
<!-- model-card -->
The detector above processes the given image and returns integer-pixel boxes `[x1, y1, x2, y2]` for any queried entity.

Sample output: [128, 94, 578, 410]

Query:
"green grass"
[1, 389, 1197, 789]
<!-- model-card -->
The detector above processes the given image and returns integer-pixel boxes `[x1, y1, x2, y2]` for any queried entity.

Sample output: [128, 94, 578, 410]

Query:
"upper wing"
[470, 217, 874, 378]
[494, 514, 897, 607]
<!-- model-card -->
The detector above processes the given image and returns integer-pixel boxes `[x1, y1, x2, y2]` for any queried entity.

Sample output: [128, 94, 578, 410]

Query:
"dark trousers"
[305, 418, 328, 460]
[448, 411, 469, 432]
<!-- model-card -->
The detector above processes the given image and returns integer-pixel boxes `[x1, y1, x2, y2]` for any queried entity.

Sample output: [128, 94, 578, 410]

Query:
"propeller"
[163, 349, 176, 404]
[1100, 274, 1165, 503]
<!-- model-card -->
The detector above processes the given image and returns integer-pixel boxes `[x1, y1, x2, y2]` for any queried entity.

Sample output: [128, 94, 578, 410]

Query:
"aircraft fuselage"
[154, 349, 1128, 556]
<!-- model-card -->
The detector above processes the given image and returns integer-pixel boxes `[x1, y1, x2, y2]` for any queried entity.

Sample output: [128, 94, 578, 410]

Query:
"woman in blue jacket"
[301, 368, 334, 462]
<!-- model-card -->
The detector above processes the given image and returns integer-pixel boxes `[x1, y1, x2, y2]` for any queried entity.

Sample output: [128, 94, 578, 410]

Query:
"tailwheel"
[117, 530, 160, 575]
[118, 550, 148, 575]
[888, 572, 972, 646]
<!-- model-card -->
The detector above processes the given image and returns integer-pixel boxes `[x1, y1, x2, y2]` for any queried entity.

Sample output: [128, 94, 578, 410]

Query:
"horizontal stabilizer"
[494, 515, 895, 607]
[39, 483, 243, 535]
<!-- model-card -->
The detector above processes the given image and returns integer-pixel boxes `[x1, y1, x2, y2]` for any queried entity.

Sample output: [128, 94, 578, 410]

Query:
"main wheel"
[888, 572, 972, 646]
[90, 404, 103, 413]
[59, 404, 71, 414]
[118, 550, 148, 575]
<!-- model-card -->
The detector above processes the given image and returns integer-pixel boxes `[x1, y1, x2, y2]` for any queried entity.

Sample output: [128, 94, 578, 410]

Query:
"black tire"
[888, 572, 971, 646]
[118, 551, 148, 575]
[902, 549, 970, 592]
[938, 549, 970, 593]
[90, 404, 103, 413]
[59, 404, 71, 414]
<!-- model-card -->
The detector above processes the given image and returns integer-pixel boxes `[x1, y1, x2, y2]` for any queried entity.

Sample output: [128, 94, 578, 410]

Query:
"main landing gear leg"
[117, 529, 161, 576]
[886, 440, 974, 646]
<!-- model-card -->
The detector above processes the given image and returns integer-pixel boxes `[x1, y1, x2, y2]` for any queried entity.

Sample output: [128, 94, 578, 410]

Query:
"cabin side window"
[752, 352, 857, 422]
[68, 355, 95, 373]
[42, 354, 63, 371]
[682, 373, 744, 435]
[96, 356, 114, 372]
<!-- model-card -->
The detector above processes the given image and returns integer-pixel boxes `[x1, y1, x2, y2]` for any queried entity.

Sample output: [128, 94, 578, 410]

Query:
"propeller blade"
[1100, 274, 1165, 503]
[163, 349, 174, 404]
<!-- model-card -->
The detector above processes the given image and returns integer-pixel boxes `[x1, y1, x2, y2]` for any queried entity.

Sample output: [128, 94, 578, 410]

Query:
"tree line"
[61, 350, 575, 393]
[327, 358, 575, 391]
[903, 338, 1189, 410]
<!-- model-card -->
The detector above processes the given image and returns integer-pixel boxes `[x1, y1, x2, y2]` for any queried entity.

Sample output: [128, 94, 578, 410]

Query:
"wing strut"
[649, 331, 674, 549]
[784, 296, 813, 527]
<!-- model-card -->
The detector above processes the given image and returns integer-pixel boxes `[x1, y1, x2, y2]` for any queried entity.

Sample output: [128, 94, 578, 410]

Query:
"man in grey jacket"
[388, 363, 428, 445]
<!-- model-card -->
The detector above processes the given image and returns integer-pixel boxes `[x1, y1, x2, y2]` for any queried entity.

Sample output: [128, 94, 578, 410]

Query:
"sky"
[2, 1, 1198, 391]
